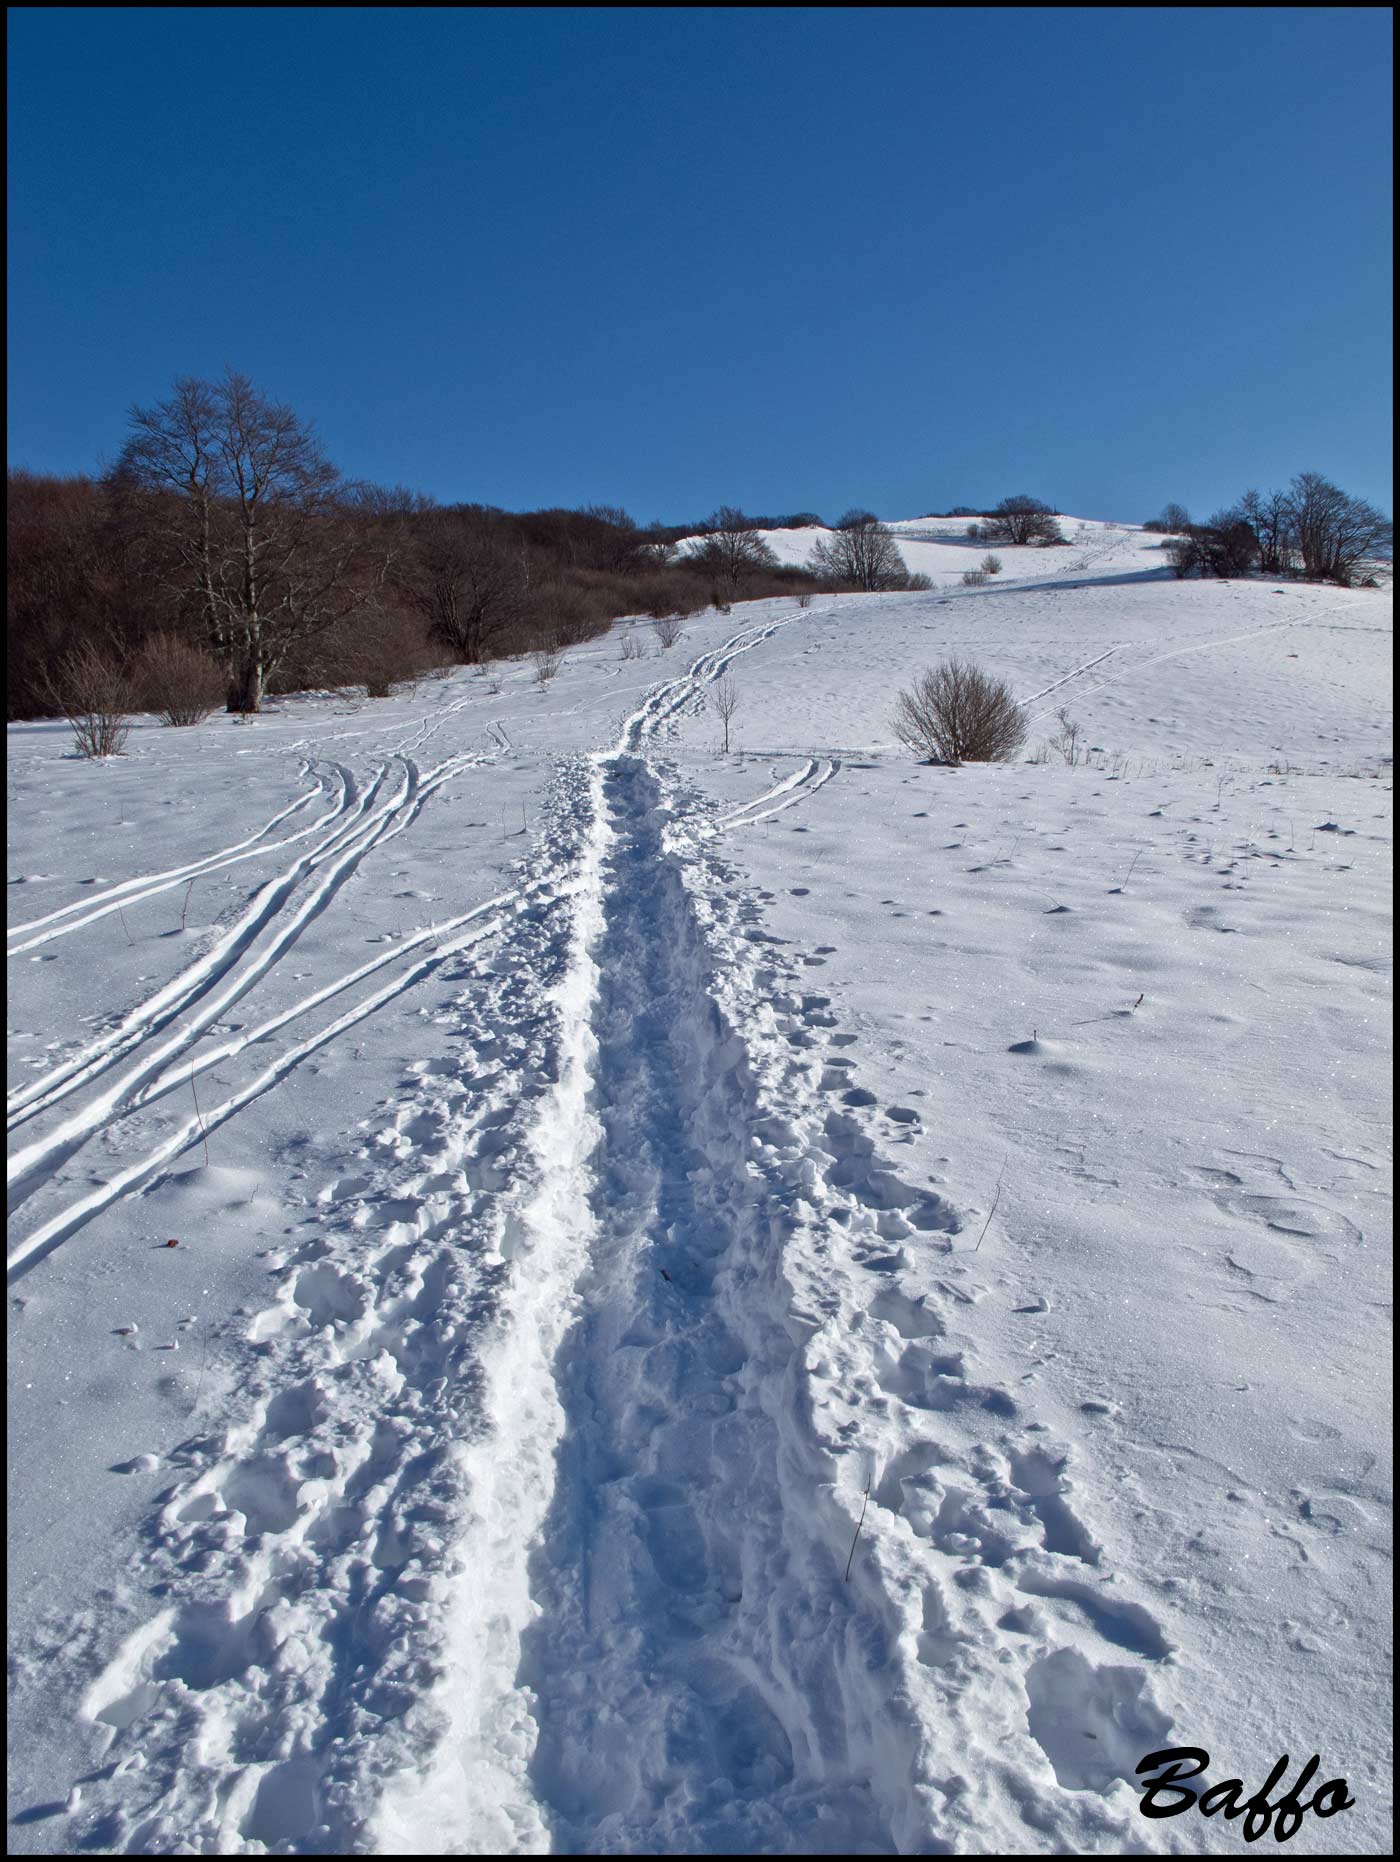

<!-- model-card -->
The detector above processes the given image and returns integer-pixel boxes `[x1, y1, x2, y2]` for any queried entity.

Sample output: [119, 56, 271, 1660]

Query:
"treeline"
[7, 372, 834, 722]
[1144, 477, 1390, 585]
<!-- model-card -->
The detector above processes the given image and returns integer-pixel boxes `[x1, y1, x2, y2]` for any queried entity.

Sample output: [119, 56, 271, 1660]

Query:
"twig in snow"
[190, 1058, 210, 1167]
[844, 1479, 872, 1582]
[190, 1322, 213, 1416]
[973, 1155, 1008, 1253]
[1070, 993, 1144, 1027]
[1117, 849, 1143, 890]
[180, 878, 195, 932]
[118, 908, 136, 946]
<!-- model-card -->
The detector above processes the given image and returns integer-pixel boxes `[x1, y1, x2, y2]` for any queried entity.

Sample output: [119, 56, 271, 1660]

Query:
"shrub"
[906, 572, 934, 590]
[892, 658, 1027, 765]
[531, 642, 564, 686]
[981, 554, 1003, 576]
[653, 613, 684, 648]
[1165, 536, 1199, 577]
[619, 629, 644, 659]
[961, 568, 989, 587]
[134, 632, 225, 724]
[45, 642, 134, 757]
[795, 591, 813, 609]
[965, 523, 981, 541]
[1050, 706, 1083, 766]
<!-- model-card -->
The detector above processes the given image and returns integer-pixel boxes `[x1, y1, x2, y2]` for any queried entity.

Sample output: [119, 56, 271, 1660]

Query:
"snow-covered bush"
[892, 658, 1027, 765]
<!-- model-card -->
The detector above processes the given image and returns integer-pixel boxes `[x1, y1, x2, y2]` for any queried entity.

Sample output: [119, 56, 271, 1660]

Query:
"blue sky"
[7, 7, 1393, 524]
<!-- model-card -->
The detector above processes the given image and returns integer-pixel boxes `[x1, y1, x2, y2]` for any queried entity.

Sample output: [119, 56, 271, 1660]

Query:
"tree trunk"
[227, 652, 264, 713]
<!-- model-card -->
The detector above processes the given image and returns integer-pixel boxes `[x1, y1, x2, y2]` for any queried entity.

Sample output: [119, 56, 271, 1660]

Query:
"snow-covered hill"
[7, 539, 1393, 1854]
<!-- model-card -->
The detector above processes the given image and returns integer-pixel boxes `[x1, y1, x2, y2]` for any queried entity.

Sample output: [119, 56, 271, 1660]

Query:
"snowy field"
[7, 521, 1393, 1854]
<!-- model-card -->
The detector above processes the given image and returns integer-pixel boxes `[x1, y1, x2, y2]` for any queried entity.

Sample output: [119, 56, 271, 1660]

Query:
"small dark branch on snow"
[190, 1058, 210, 1167]
[973, 1155, 1009, 1253]
[844, 1480, 872, 1582]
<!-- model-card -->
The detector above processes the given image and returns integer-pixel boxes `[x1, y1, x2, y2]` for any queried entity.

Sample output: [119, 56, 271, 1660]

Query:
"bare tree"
[636, 523, 679, 569]
[1238, 488, 1293, 576]
[686, 507, 778, 602]
[710, 673, 740, 752]
[109, 370, 391, 711]
[409, 507, 524, 663]
[808, 510, 909, 590]
[579, 504, 644, 573]
[981, 495, 1064, 547]
[1286, 472, 1391, 585]
[1149, 502, 1192, 534]
[892, 658, 1027, 764]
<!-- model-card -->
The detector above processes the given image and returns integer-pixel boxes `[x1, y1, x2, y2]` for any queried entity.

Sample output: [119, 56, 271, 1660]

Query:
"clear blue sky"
[7, 6, 1393, 524]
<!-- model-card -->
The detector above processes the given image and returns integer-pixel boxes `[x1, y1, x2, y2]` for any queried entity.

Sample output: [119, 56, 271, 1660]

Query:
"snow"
[7, 524, 1393, 1854]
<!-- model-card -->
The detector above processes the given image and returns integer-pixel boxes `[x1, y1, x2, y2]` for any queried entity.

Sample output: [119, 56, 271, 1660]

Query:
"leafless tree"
[1285, 472, 1391, 585]
[1142, 502, 1192, 535]
[109, 371, 393, 711]
[1238, 488, 1293, 576]
[808, 511, 909, 590]
[892, 658, 1027, 764]
[636, 523, 679, 569]
[409, 507, 525, 663]
[710, 673, 740, 752]
[579, 504, 645, 573]
[686, 507, 778, 601]
[981, 495, 1064, 546]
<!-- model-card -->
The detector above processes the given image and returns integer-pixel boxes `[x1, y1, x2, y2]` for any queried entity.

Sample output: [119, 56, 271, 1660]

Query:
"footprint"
[1017, 1570, 1171, 1658]
[1025, 1648, 1172, 1794]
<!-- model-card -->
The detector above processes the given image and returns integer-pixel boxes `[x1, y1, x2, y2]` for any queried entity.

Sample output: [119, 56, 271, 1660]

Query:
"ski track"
[30, 611, 1177, 1852]
[715, 756, 842, 830]
[7, 755, 488, 1258]
[7, 753, 476, 1161]
[7, 758, 396, 1128]
[5, 764, 351, 954]
[6, 621, 785, 1265]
